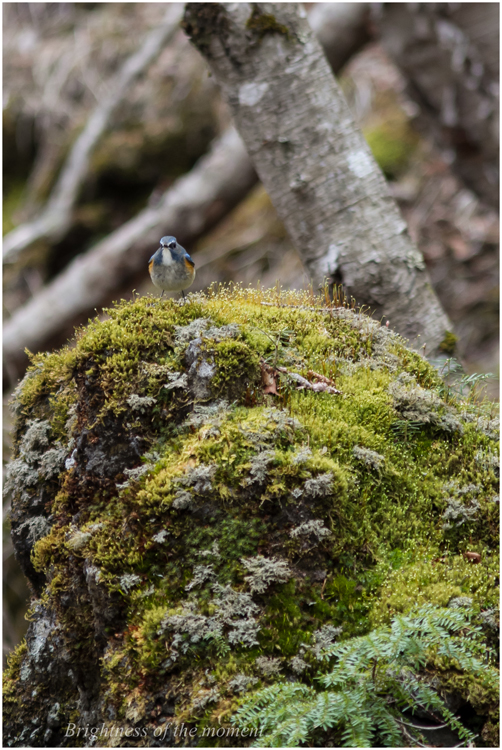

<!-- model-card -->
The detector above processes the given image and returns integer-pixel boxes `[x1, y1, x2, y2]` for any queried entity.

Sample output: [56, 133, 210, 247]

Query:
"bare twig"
[320, 577, 327, 600]
[398, 718, 450, 731]
[3, 4, 184, 263]
[307, 370, 338, 388]
[3, 128, 256, 375]
[267, 363, 342, 395]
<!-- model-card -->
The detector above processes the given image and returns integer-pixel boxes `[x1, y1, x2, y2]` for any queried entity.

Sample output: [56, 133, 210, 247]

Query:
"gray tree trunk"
[183, 3, 454, 357]
[377, 3, 499, 210]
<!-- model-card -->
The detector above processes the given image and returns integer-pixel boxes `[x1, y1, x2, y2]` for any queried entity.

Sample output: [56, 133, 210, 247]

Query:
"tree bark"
[377, 3, 499, 209]
[183, 2, 453, 357]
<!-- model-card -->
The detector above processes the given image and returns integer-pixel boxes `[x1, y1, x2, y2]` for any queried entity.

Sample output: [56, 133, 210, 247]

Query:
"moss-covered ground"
[3, 286, 499, 747]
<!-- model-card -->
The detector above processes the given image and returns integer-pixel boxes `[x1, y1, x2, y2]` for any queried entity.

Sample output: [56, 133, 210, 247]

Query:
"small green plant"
[390, 419, 422, 442]
[232, 605, 497, 747]
[456, 371, 494, 400]
[433, 357, 463, 403]
[255, 326, 296, 368]
[433, 357, 494, 404]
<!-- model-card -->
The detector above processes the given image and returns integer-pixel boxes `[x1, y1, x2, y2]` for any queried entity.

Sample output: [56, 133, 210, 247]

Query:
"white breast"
[161, 247, 174, 266]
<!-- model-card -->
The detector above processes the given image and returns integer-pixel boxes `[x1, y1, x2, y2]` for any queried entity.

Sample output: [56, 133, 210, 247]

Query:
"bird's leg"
[161, 290, 165, 298]
[181, 290, 186, 300]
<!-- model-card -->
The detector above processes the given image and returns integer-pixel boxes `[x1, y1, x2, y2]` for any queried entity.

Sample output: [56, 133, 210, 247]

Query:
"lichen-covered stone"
[3, 287, 499, 746]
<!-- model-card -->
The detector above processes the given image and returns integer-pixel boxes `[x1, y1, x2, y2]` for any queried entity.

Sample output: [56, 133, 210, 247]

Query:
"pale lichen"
[255, 656, 282, 676]
[185, 565, 216, 591]
[303, 472, 334, 499]
[245, 450, 276, 485]
[309, 624, 343, 660]
[290, 519, 331, 541]
[119, 573, 142, 592]
[352, 445, 385, 472]
[126, 394, 157, 412]
[242, 555, 292, 593]
[228, 674, 259, 693]
[290, 655, 309, 674]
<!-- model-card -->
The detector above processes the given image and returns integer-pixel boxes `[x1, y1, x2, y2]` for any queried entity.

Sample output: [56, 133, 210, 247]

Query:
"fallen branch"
[307, 370, 339, 388]
[3, 4, 184, 263]
[260, 359, 342, 397]
[3, 128, 256, 376]
[3, 3, 368, 266]
[282, 371, 342, 396]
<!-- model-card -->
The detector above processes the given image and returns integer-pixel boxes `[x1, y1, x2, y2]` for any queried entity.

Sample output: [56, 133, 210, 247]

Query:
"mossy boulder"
[3, 287, 499, 747]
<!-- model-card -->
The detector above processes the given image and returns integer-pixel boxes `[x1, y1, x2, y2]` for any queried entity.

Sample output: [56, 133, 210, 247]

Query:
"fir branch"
[231, 605, 498, 747]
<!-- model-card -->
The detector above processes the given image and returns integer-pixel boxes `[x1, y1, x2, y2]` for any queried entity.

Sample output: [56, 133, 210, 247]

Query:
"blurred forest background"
[3, 3, 499, 659]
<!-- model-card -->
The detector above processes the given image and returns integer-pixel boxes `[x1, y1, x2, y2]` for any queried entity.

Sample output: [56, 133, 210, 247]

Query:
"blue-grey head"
[150, 236, 178, 267]
[160, 236, 177, 252]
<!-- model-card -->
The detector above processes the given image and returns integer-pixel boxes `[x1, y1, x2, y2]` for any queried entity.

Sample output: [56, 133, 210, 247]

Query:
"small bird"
[148, 236, 196, 299]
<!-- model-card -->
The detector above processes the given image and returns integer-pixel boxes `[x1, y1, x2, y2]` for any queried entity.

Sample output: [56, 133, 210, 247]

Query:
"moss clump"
[440, 330, 459, 355]
[245, 9, 290, 41]
[364, 113, 420, 179]
[3, 286, 498, 746]
[3, 641, 28, 702]
[370, 552, 499, 626]
[206, 338, 261, 400]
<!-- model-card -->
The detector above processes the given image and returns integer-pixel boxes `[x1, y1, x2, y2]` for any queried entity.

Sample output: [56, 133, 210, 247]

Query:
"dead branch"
[3, 128, 256, 377]
[3, 4, 184, 263]
[262, 360, 343, 396]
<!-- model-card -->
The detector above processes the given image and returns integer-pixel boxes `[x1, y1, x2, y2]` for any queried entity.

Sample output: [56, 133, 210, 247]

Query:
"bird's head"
[150, 236, 178, 268]
[160, 236, 177, 252]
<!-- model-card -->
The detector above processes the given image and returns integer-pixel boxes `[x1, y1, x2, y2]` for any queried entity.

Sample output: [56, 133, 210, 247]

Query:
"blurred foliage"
[364, 110, 420, 180]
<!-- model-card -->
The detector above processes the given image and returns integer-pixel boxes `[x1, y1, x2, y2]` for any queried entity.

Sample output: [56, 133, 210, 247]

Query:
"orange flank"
[185, 257, 195, 270]
[148, 259, 154, 274]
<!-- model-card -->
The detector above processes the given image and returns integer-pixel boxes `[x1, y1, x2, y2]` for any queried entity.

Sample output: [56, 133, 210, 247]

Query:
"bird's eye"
[169, 241, 176, 249]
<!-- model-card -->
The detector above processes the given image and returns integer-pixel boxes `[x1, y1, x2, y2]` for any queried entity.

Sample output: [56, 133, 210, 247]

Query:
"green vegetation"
[440, 330, 459, 355]
[233, 604, 499, 747]
[245, 8, 291, 41]
[3, 286, 499, 746]
[364, 114, 420, 179]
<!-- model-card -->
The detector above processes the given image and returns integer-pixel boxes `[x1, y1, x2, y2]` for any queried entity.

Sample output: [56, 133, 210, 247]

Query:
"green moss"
[3, 640, 28, 700]
[31, 523, 69, 573]
[435, 665, 499, 714]
[370, 552, 499, 626]
[13, 347, 78, 418]
[210, 339, 261, 400]
[439, 330, 459, 355]
[245, 9, 290, 41]
[3, 181, 26, 234]
[364, 115, 419, 179]
[425, 652, 500, 744]
[5, 286, 498, 744]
